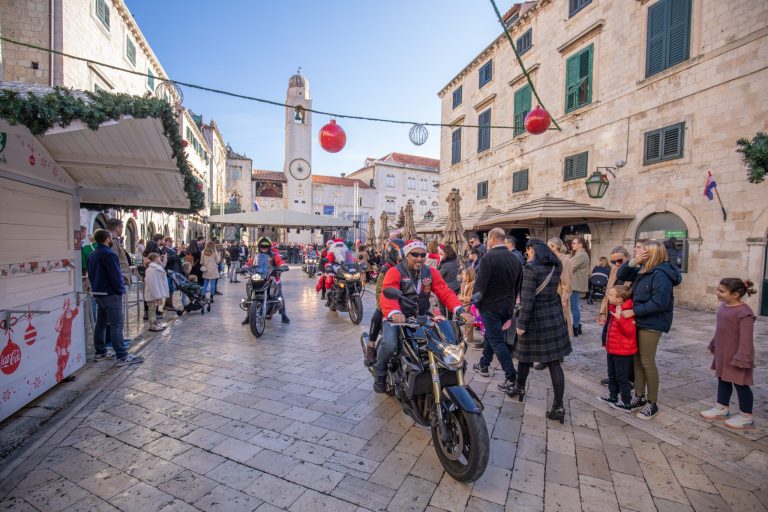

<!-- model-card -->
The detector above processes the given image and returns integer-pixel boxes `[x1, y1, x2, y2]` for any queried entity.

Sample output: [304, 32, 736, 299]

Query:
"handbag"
[513, 266, 554, 317]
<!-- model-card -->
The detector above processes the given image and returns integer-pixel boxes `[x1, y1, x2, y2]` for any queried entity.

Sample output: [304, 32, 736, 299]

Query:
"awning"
[416, 205, 502, 234]
[208, 210, 352, 228]
[477, 195, 635, 230]
[0, 81, 199, 212]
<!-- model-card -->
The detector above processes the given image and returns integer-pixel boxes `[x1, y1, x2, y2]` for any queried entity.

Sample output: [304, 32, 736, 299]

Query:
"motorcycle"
[239, 262, 289, 337]
[303, 257, 319, 278]
[323, 261, 366, 325]
[360, 288, 489, 482]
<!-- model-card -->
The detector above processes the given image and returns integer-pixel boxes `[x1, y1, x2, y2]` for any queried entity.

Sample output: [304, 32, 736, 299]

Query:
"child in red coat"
[599, 285, 637, 411]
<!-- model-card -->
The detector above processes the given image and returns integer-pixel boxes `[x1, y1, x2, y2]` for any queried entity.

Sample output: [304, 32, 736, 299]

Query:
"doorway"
[762, 244, 768, 316]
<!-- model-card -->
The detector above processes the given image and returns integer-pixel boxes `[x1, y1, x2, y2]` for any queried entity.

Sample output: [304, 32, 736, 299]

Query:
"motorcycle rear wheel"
[249, 301, 266, 338]
[348, 296, 363, 325]
[431, 408, 489, 482]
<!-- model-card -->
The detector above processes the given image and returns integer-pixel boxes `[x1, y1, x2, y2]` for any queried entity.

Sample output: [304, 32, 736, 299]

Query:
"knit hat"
[402, 240, 427, 258]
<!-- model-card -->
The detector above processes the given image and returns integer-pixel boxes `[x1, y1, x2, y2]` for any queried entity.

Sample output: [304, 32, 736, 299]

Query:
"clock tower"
[284, 70, 313, 216]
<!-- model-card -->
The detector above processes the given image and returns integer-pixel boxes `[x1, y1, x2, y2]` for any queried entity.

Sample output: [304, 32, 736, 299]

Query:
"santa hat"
[326, 240, 334, 247]
[333, 238, 345, 244]
[402, 240, 427, 258]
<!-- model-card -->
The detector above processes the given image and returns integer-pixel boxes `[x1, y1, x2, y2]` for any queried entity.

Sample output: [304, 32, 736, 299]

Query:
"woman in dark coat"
[509, 238, 572, 423]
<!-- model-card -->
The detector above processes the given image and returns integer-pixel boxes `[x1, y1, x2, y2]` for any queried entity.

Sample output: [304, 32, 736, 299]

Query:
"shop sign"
[664, 230, 687, 239]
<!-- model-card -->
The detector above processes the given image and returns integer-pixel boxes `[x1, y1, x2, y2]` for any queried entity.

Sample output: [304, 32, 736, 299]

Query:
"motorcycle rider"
[316, 240, 335, 299]
[317, 238, 350, 302]
[241, 236, 290, 326]
[362, 238, 405, 366]
[375, 240, 474, 393]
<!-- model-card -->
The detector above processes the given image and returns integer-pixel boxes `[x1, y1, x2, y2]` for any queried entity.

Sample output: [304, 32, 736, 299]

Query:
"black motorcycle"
[324, 261, 365, 325]
[303, 256, 318, 278]
[239, 264, 289, 337]
[361, 288, 489, 482]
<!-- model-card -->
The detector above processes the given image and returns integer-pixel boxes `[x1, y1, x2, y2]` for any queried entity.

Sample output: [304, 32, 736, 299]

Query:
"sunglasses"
[610, 259, 624, 265]
[408, 252, 427, 258]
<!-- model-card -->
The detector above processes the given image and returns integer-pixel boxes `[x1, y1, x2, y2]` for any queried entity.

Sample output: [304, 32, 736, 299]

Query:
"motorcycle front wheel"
[431, 408, 489, 482]
[249, 301, 266, 338]
[348, 295, 363, 325]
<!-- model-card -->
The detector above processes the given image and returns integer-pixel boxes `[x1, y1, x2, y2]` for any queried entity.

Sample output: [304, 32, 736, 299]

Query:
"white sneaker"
[700, 404, 729, 419]
[724, 412, 754, 429]
[149, 322, 166, 332]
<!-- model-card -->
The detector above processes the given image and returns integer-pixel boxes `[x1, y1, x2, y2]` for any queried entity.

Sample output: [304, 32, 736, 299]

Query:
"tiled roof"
[379, 152, 440, 169]
[252, 170, 287, 182]
[312, 175, 370, 189]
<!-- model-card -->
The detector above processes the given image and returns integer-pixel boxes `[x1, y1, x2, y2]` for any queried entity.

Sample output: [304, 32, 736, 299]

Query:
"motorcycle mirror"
[279, 264, 289, 272]
[383, 288, 402, 300]
[470, 292, 483, 303]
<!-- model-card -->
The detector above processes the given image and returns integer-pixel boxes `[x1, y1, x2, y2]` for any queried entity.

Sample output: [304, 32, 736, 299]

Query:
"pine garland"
[0, 87, 205, 213]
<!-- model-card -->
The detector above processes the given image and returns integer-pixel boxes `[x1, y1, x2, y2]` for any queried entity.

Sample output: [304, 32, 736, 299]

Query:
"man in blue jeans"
[472, 228, 523, 392]
[87, 229, 144, 366]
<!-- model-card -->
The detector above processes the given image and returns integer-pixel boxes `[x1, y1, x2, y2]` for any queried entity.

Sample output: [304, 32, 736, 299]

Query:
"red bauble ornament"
[318, 119, 347, 153]
[195, 182, 204, 191]
[24, 322, 37, 346]
[29, 154, 36, 166]
[1, 336, 21, 375]
[181, 140, 189, 148]
[524, 105, 551, 135]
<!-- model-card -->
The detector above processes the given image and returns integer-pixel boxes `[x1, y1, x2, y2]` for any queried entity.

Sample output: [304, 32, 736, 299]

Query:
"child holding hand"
[599, 285, 637, 411]
[700, 278, 756, 429]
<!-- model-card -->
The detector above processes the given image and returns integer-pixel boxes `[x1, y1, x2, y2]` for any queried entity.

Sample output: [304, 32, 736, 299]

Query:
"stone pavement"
[0, 268, 765, 512]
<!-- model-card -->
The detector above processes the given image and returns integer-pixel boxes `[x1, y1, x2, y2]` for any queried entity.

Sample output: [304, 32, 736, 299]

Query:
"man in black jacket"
[472, 228, 523, 393]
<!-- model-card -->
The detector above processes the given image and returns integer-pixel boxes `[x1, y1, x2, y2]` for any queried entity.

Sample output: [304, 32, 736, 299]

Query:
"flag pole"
[714, 186, 727, 221]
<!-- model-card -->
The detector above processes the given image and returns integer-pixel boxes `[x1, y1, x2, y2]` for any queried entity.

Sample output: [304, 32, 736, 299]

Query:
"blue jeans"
[202, 278, 218, 297]
[375, 322, 399, 377]
[479, 310, 517, 381]
[570, 291, 582, 328]
[94, 295, 128, 359]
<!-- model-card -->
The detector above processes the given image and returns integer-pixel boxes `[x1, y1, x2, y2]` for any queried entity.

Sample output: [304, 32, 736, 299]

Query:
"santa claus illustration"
[55, 297, 79, 382]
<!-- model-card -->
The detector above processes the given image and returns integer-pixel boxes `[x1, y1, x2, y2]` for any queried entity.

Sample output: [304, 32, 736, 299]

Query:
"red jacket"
[380, 264, 462, 318]
[606, 299, 638, 356]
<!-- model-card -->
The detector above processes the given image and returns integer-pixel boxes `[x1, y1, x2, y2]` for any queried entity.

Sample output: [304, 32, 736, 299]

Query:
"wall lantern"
[585, 161, 625, 199]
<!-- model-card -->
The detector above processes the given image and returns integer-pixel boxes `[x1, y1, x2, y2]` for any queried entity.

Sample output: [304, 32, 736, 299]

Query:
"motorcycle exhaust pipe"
[239, 298, 250, 311]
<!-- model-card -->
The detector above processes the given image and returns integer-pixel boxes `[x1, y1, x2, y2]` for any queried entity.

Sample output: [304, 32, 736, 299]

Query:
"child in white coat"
[144, 253, 170, 331]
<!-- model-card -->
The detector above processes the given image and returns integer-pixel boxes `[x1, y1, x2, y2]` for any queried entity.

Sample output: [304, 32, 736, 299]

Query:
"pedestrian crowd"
[366, 228, 756, 428]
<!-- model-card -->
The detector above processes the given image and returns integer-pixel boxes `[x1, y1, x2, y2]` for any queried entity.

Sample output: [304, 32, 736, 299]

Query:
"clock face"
[289, 158, 311, 181]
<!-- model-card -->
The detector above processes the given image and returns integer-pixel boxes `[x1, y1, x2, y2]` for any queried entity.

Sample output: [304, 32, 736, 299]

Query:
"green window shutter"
[564, 152, 588, 181]
[667, 0, 691, 68]
[565, 52, 580, 112]
[513, 170, 529, 192]
[646, 0, 668, 77]
[148, 69, 154, 90]
[565, 45, 592, 113]
[644, 129, 662, 163]
[579, 45, 593, 107]
[514, 85, 531, 136]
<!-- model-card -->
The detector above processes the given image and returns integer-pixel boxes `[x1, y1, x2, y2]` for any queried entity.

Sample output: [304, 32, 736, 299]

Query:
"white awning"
[208, 210, 352, 228]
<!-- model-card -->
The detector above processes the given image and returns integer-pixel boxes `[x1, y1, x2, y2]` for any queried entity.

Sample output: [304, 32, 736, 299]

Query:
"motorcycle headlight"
[435, 341, 465, 369]
[343, 272, 361, 280]
[251, 273, 265, 282]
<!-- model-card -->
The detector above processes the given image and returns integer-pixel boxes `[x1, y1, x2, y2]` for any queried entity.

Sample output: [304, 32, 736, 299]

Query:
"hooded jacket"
[617, 261, 682, 333]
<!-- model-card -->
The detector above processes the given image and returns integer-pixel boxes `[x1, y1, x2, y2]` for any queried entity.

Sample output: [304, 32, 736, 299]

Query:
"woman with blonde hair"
[617, 239, 682, 420]
[200, 241, 221, 302]
[547, 238, 574, 338]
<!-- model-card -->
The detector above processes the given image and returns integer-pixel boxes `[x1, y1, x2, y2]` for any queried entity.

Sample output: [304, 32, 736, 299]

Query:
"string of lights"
[0, 35, 555, 133]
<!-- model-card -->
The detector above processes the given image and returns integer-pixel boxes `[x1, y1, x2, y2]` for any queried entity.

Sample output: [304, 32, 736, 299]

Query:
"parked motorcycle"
[360, 288, 489, 482]
[239, 262, 289, 337]
[303, 257, 319, 278]
[323, 261, 365, 325]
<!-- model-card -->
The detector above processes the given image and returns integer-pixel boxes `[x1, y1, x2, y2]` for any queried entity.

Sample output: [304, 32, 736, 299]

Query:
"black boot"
[534, 363, 547, 370]
[373, 375, 386, 393]
[281, 314, 290, 324]
[241, 317, 249, 325]
[547, 402, 566, 424]
[572, 325, 580, 337]
[506, 383, 526, 402]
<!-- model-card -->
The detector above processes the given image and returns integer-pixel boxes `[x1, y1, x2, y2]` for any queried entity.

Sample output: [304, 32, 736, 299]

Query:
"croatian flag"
[704, 171, 717, 201]
[253, 199, 260, 212]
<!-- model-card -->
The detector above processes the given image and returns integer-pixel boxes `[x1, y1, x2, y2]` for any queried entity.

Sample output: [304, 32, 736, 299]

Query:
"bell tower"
[284, 69, 312, 215]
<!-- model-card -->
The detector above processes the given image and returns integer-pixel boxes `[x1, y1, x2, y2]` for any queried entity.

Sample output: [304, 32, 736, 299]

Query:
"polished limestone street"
[0, 268, 766, 512]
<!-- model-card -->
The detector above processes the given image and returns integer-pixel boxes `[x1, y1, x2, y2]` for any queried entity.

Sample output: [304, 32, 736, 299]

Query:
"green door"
[762, 246, 768, 316]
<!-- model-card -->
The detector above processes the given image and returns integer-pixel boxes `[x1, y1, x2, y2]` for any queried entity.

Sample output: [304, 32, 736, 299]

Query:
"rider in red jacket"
[373, 240, 472, 393]
[241, 237, 289, 325]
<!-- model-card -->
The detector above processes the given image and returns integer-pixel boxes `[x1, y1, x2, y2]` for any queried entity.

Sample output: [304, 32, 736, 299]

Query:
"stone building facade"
[0, 0, 228, 249]
[437, 0, 768, 313]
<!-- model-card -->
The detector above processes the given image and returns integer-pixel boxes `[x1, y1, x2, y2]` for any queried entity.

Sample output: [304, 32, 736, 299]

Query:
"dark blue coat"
[617, 261, 682, 333]
[87, 244, 125, 296]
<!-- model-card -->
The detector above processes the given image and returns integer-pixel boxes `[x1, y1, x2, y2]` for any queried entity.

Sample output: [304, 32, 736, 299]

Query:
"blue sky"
[125, 1, 515, 176]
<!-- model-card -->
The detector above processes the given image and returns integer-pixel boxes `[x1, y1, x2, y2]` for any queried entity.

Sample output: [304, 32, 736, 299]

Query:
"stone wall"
[438, 0, 768, 312]
[0, 0, 52, 84]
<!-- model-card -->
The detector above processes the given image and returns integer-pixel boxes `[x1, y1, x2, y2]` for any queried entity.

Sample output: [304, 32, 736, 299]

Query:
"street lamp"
[585, 161, 625, 199]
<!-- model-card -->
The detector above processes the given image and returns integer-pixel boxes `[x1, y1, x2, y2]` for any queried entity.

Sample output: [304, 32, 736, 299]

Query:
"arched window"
[93, 213, 109, 232]
[636, 212, 688, 272]
[125, 219, 138, 254]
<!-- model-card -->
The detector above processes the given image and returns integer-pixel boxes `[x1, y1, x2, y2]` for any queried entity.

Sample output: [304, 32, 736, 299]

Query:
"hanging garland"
[0, 87, 205, 213]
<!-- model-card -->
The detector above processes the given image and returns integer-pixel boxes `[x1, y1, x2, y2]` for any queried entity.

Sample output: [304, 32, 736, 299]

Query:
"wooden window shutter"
[667, 0, 691, 68]
[579, 46, 593, 107]
[564, 156, 575, 181]
[575, 152, 588, 178]
[662, 123, 684, 158]
[645, 129, 662, 163]
[646, 0, 667, 77]
[513, 170, 529, 192]
[514, 85, 531, 136]
[451, 128, 461, 164]
[565, 52, 581, 112]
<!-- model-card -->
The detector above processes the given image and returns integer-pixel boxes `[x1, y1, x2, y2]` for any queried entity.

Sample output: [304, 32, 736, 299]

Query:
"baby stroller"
[587, 270, 609, 304]
[168, 271, 211, 315]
